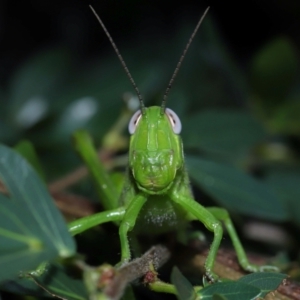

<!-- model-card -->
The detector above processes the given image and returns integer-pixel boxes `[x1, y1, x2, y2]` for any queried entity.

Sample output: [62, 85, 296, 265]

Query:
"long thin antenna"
[161, 7, 210, 114]
[89, 5, 146, 114]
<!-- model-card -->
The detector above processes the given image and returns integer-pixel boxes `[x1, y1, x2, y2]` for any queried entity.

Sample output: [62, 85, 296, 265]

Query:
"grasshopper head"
[128, 106, 183, 194]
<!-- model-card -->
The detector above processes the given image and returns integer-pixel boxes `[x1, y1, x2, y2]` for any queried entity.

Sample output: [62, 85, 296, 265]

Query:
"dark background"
[1, 0, 299, 87]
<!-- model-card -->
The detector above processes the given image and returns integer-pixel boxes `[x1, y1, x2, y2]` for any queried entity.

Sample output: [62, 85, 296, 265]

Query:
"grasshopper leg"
[119, 194, 147, 264]
[171, 193, 223, 282]
[207, 207, 279, 273]
[68, 207, 125, 236]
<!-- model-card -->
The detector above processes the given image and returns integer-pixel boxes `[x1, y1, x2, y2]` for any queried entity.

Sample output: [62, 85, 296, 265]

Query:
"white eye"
[165, 108, 182, 134]
[128, 109, 142, 134]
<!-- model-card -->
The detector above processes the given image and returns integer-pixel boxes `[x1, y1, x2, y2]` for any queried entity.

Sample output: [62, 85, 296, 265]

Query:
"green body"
[121, 107, 191, 234]
[70, 106, 276, 282]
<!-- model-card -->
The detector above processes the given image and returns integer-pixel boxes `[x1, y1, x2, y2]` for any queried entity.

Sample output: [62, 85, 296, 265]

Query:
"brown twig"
[51, 192, 97, 218]
[74, 245, 170, 300]
[105, 245, 170, 300]
[48, 148, 114, 194]
[0, 181, 7, 194]
[48, 165, 89, 194]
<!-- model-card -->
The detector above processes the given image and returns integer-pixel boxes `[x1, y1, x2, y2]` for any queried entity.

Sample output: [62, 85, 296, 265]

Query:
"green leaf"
[265, 168, 300, 225]
[0, 194, 56, 282]
[1, 264, 87, 300]
[182, 109, 267, 158]
[14, 140, 45, 180]
[9, 47, 74, 121]
[0, 145, 75, 280]
[250, 38, 298, 106]
[238, 272, 287, 297]
[268, 99, 300, 134]
[0, 120, 18, 143]
[199, 281, 260, 300]
[171, 267, 196, 300]
[186, 156, 287, 221]
[121, 286, 137, 300]
[212, 294, 227, 300]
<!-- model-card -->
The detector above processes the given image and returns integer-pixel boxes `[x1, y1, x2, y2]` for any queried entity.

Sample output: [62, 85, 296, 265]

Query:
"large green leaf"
[212, 295, 227, 300]
[182, 109, 267, 158]
[0, 194, 55, 282]
[265, 168, 300, 225]
[238, 272, 287, 298]
[1, 263, 87, 300]
[0, 145, 75, 281]
[186, 156, 287, 221]
[199, 281, 260, 300]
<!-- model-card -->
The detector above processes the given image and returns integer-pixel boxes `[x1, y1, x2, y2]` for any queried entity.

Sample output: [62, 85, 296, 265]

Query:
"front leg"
[171, 192, 222, 282]
[119, 193, 147, 264]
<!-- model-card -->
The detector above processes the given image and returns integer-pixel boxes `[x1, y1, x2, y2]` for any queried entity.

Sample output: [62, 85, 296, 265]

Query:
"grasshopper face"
[129, 106, 183, 194]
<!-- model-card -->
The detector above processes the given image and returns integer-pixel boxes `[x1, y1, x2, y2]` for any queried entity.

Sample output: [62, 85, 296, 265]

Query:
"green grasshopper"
[70, 5, 276, 283]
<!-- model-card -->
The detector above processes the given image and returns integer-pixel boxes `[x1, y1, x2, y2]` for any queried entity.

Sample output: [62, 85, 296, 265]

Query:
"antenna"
[161, 7, 210, 114]
[89, 5, 146, 114]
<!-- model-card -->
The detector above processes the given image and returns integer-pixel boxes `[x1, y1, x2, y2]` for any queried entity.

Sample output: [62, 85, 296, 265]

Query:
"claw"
[204, 269, 219, 285]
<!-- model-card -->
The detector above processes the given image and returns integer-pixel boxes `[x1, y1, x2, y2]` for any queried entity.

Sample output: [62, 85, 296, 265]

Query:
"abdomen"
[134, 194, 188, 235]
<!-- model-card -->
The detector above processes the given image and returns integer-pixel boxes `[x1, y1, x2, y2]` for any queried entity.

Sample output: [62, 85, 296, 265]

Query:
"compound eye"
[128, 109, 142, 134]
[165, 108, 182, 134]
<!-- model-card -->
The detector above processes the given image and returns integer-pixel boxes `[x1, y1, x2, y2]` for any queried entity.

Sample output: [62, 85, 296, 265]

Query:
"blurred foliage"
[196, 272, 286, 300]
[0, 0, 299, 299]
